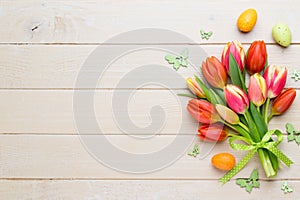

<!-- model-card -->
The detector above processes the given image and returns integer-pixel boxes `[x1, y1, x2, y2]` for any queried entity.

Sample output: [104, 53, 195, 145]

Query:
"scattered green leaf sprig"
[200, 30, 213, 40]
[281, 181, 293, 194]
[236, 169, 260, 193]
[286, 123, 300, 145]
[291, 69, 300, 81]
[165, 49, 189, 71]
[187, 144, 199, 157]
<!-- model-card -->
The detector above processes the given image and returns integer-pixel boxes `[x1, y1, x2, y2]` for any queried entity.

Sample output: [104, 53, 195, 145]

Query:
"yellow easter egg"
[237, 8, 257, 33]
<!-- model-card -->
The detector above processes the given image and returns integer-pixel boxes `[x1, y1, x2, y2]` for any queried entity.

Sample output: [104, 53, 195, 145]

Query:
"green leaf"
[250, 169, 259, 180]
[209, 89, 225, 105]
[295, 136, 300, 145]
[180, 59, 188, 67]
[165, 55, 177, 64]
[288, 134, 295, 141]
[245, 110, 260, 142]
[187, 145, 200, 157]
[229, 53, 247, 92]
[200, 30, 213, 40]
[285, 123, 300, 145]
[281, 181, 293, 194]
[195, 75, 211, 102]
[236, 179, 247, 187]
[173, 61, 181, 71]
[212, 88, 226, 105]
[236, 169, 260, 193]
[246, 185, 253, 193]
[250, 102, 267, 139]
[286, 123, 295, 134]
[181, 49, 189, 59]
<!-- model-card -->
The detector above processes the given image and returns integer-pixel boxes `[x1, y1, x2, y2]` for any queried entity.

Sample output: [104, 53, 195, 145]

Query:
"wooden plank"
[0, 44, 299, 89]
[0, 135, 299, 179]
[0, 0, 298, 43]
[0, 180, 298, 199]
[0, 90, 298, 134]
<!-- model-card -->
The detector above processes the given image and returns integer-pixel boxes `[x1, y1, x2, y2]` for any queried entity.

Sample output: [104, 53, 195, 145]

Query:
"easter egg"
[272, 23, 292, 47]
[237, 8, 257, 33]
[211, 152, 236, 171]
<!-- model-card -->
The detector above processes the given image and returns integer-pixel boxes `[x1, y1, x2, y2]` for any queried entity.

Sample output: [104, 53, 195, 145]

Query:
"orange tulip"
[187, 99, 220, 124]
[246, 40, 267, 74]
[271, 88, 296, 116]
[198, 123, 227, 142]
[202, 56, 227, 89]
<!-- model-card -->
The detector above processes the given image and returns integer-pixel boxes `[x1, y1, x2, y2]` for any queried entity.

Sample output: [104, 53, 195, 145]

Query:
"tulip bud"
[215, 104, 240, 125]
[248, 73, 267, 107]
[222, 41, 246, 73]
[187, 99, 220, 124]
[224, 84, 249, 114]
[186, 78, 205, 98]
[202, 56, 227, 89]
[263, 65, 287, 98]
[198, 123, 227, 142]
[271, 88, 296, 116]
[246, 40, 267, 74]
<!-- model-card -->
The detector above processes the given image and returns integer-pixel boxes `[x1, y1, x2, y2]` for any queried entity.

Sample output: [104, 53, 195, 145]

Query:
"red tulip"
[186, 77, 205, 98]
[271, 88, 296, 116]
[263, 65, 287, 98]
[222, 41, 246, 73]
[246, 40, 267, 74]
[202, 56, 227, 89]
[198, 123, 227, 142]
[248, 73, 267, 107]
[187, 99, 220, 124]
[224, 84, 249, 114]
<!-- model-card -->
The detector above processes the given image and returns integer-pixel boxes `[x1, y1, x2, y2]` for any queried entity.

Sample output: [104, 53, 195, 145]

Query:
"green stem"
[268, 113, 274, 123]
[238, 122, 249, 132]
[257, 105, 260, 114]
[258, 149, 276, 178]
[264, 98, 271, 124]
[221, 120, 252, 140]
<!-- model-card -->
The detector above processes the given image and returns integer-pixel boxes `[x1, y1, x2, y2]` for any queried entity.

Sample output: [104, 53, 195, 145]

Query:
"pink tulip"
[202, 56, 227, 89]
[248, 73, 267, 107]
[222, 41, 246, 73]
[263, 65, 287, 98]
[224, 84, 249, 114]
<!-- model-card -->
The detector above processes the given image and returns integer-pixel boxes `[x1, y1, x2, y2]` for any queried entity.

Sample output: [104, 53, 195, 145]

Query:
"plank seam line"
[0, 43, 299, 46]
[0, 178, 299, 181]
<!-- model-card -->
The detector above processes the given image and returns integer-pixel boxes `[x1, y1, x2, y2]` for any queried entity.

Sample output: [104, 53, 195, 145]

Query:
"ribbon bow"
[220, 130, 293, 185]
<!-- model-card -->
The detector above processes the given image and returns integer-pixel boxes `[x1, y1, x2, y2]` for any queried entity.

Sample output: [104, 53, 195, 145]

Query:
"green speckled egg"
[272, 23, 292, 47]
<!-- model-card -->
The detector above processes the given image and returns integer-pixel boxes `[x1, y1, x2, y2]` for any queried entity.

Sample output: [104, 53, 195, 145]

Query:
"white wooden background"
[1, 0, 300, 199]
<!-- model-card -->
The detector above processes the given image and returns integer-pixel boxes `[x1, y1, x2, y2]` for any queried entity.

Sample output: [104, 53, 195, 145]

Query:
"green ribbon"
[220, 130, 293, 185]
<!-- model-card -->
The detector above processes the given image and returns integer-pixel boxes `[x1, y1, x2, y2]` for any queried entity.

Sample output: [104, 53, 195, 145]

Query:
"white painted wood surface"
[0, 0, 299, 199]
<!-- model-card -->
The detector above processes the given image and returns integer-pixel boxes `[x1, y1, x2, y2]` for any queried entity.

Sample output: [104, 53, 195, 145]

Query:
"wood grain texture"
[0, 180, 298, 200]
[0, 135, 299, 180]
[0, 0, 298, 44]
[1, 0, 299, 198]
[0, 44, 299, 89]
[0, 90, 298, 134]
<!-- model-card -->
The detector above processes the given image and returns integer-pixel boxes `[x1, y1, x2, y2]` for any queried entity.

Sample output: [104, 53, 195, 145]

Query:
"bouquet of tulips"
[186, 41, 296, 184]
